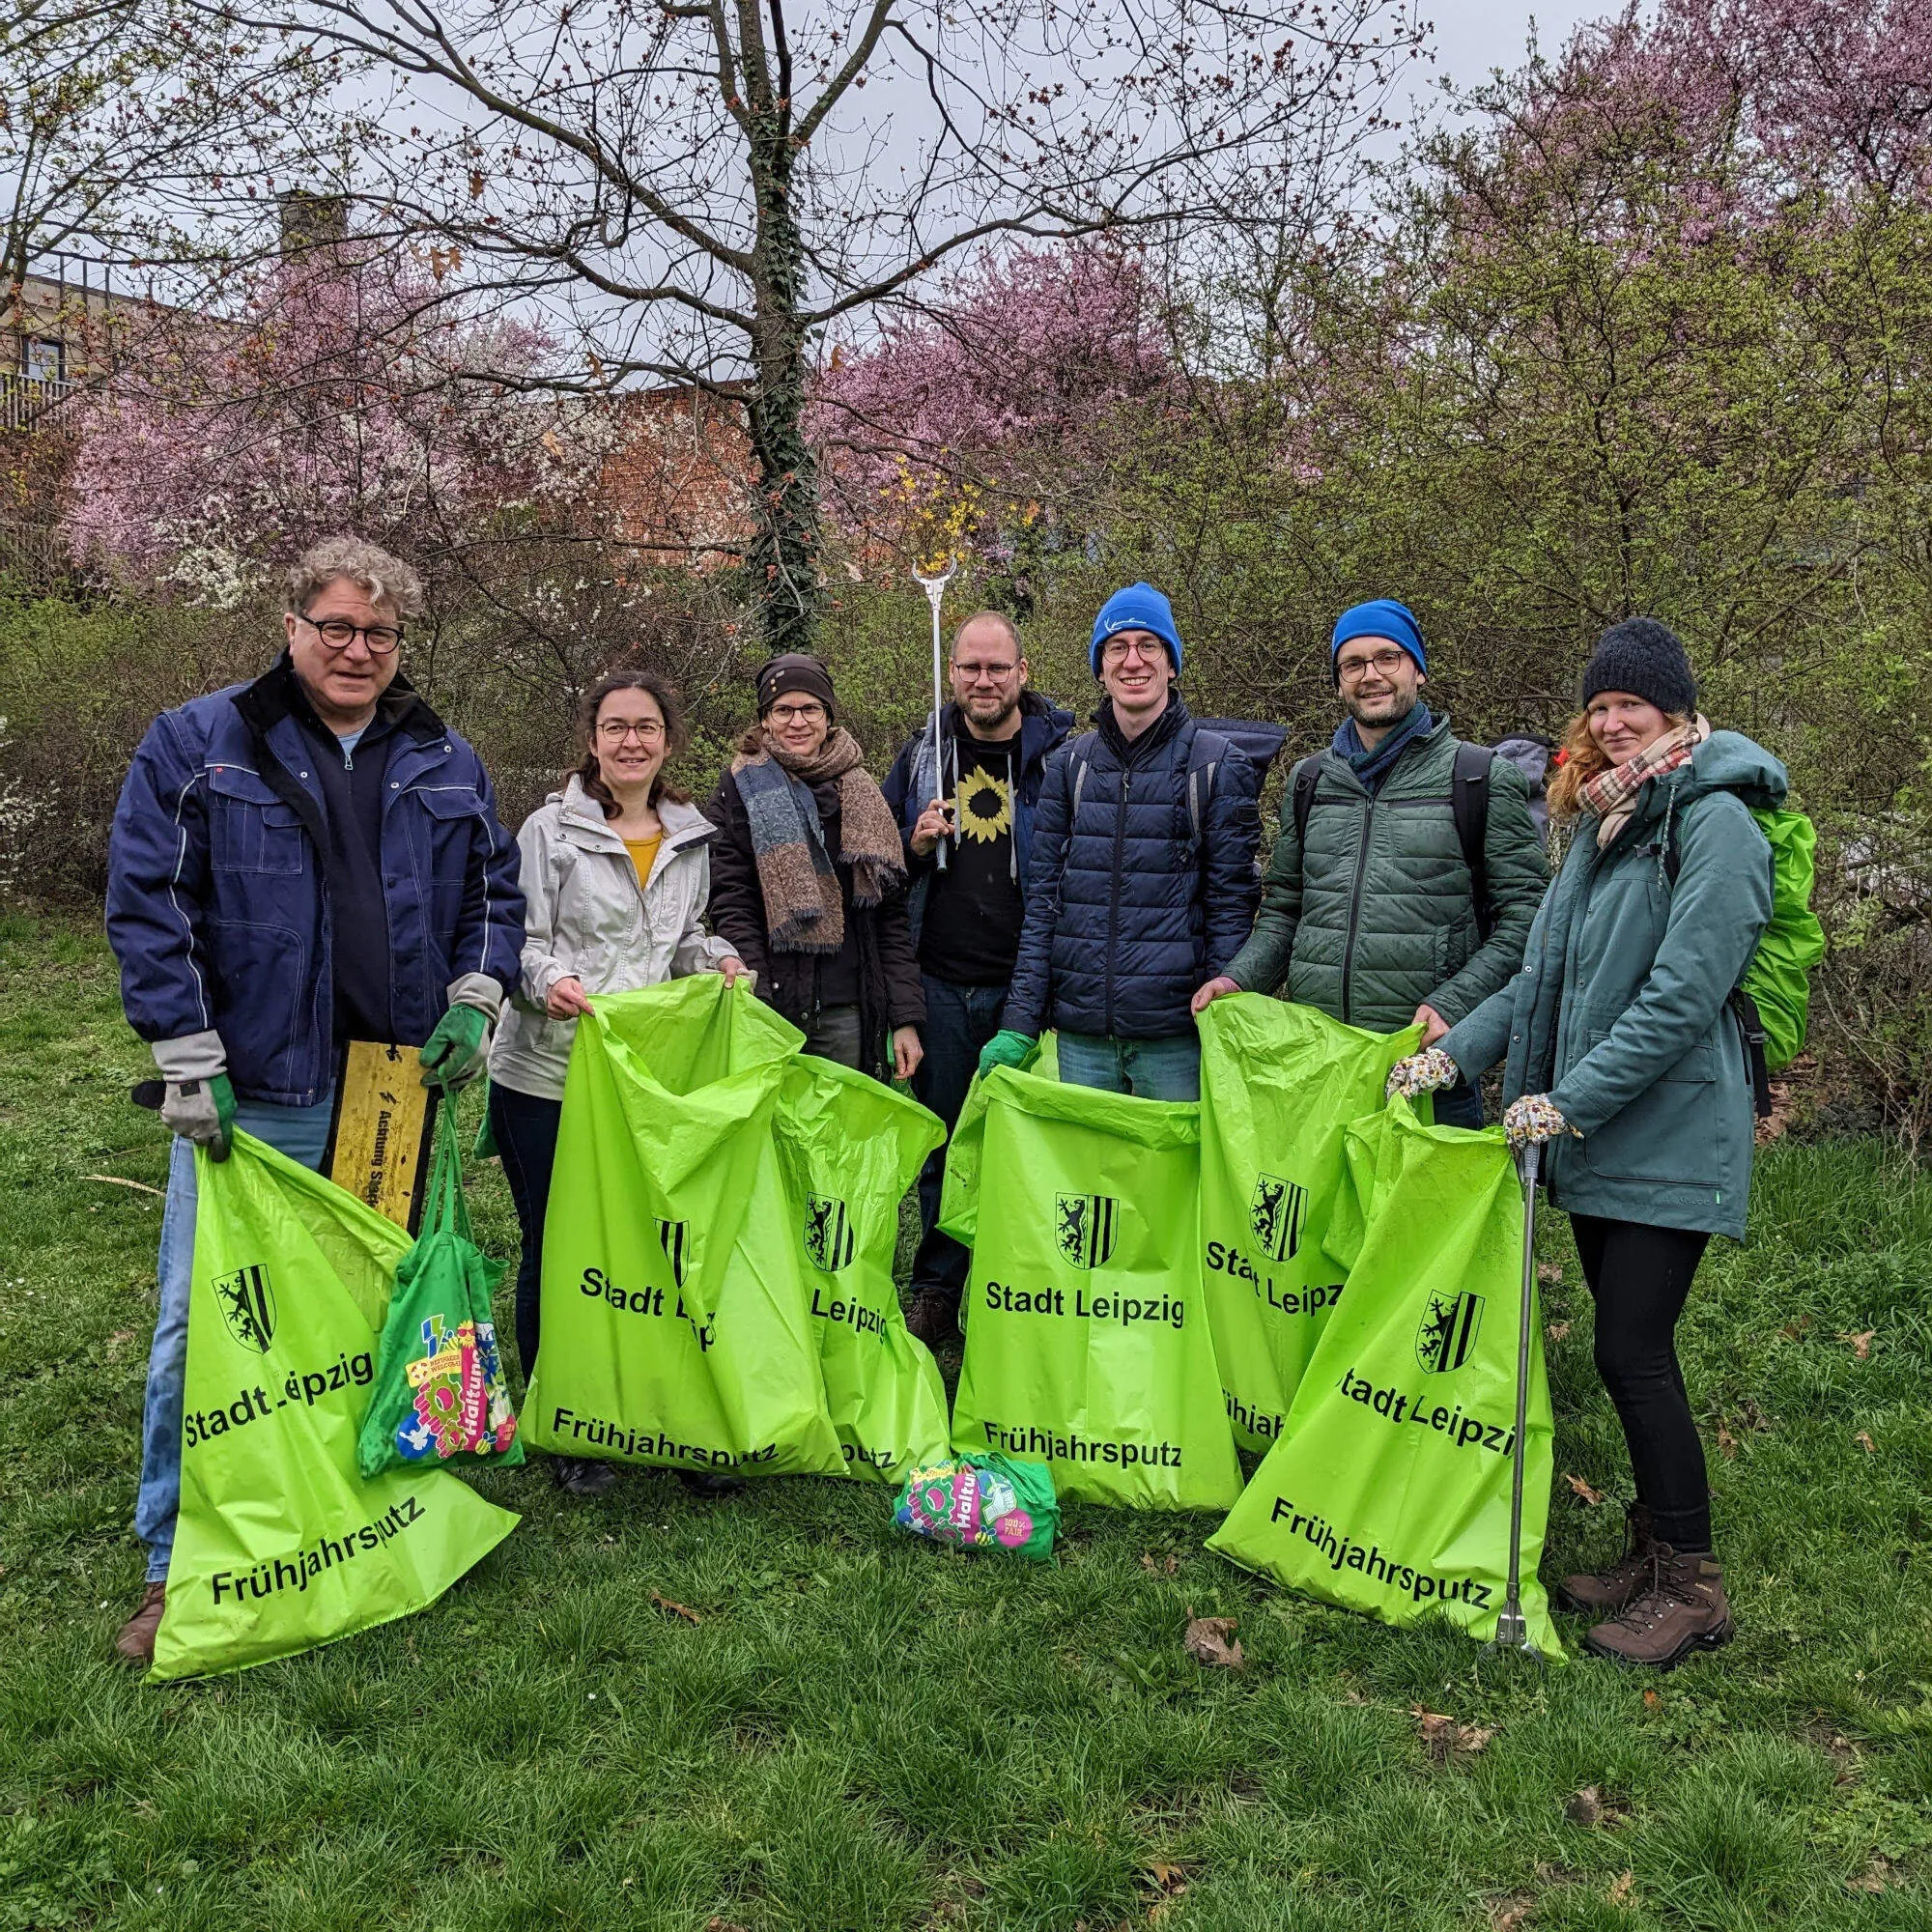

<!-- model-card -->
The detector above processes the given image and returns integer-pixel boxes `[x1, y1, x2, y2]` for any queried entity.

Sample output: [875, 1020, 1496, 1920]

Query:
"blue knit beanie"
[1331, 600, 1427, 681]
[1091, 582, 1183, 675]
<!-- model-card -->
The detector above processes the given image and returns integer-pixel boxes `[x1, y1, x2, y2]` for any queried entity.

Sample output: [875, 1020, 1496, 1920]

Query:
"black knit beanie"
[1579, 617, 1698, 716]
[755, 652, 838, 720]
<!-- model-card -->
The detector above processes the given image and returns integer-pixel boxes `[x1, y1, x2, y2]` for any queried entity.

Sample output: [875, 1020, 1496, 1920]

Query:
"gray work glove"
[153, 1031, 236, 1161]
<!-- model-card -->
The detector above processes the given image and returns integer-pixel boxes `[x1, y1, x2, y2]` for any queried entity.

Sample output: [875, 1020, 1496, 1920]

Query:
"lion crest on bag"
[213, 1263, 276, 1353]
[803, 1195, 854, 1271]
[1415, 1290, 1485, 1375]
[1056, 1193, 1118, 1269]
[1249, 1172, 1306, 1264]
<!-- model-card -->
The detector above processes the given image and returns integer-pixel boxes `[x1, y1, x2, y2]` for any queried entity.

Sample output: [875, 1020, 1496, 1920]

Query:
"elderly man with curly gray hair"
[103, 534, 525, 1665]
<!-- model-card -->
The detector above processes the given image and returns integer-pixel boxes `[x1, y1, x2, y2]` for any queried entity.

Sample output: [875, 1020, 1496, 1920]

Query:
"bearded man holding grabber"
[881, 609, 1074, 1347]
[104, 534, 524, 1665]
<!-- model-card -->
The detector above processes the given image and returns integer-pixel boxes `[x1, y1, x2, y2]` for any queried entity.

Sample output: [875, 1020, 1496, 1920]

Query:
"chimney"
[278, 190, 351, 258]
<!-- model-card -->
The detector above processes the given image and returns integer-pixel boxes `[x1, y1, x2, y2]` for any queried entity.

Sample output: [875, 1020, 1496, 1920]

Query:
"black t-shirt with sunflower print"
[920, 731, 1024, 985]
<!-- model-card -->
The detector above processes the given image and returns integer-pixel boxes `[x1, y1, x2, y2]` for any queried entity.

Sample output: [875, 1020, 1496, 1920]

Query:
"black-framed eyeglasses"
[1336, 646, 1411, 682]
[300, 612, 404, 656]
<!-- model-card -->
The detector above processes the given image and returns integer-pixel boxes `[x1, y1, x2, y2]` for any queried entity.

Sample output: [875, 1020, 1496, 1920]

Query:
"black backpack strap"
[1185, 728, 1231, 846]
[1657, 817, 1772, 1118]
[1451, 742, 1494, 938]
[1290, 753, 1322, 847]
[1065, 731, 1097, 820]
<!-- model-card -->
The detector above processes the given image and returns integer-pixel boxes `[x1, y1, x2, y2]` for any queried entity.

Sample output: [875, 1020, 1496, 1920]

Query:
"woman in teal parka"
[1388, 619, 1778, 1671]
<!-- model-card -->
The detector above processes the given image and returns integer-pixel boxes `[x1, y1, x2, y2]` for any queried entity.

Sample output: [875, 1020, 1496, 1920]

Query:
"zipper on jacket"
[1104, 770, 1131, 1036]
[1337, 798, 1375, 1025]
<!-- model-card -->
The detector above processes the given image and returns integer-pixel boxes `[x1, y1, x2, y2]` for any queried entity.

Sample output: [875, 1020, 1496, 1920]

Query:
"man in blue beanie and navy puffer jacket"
[1194, 597, 1546, 1125]
[980, 582, 1261, 1099]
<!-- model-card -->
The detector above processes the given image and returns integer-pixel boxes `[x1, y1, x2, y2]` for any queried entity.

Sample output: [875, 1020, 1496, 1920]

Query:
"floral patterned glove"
[1385, 1046, 1461, 1101]
[1502, 1093, 1580, 1152]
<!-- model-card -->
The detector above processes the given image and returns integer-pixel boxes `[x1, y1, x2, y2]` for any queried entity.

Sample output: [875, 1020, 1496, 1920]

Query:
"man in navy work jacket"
[980, 582, 1262, 1100]
[882, 609, 1073, 1344]
[104, 534, 524, 1666]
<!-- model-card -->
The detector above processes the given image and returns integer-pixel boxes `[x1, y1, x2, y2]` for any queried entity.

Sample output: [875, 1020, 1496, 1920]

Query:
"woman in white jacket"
[489, 670, 747, 1496]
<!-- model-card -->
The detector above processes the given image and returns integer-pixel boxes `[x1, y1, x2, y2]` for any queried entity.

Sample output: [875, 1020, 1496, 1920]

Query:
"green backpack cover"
[944, 1063, 1242, 1512]
[773, 1054, 952, 1481]
[1197, 997, 1424, 1452]
[1208, 1099, 1562, 1657]
[152, 1133, 520, 1682]
[1741, 808, 1825, 1071]
[525, 978, 843, 1477]
[357, 1103, 524, 1475]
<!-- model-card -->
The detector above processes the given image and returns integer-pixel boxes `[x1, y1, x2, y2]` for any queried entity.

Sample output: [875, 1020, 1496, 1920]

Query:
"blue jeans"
[1432, 1077, 1486, 1130]
[909, 976, 1009, 1304]
[138, 1094, 334, 1582]
[1056, 1031, 1201, 1102]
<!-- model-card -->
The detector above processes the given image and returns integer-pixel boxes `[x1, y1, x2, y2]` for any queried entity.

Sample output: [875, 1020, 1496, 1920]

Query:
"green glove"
[977, 1030, 1037, 1078]
[419, 1004, 491, 1089]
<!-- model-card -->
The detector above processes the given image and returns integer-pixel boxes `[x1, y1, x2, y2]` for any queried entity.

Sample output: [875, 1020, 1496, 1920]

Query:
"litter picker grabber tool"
[1492, 1138, 1545, 1658]
[914, 557, 958, 871]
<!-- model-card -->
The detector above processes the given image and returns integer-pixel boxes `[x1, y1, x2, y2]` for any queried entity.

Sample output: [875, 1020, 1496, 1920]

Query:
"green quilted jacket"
[1224, 716, 1547, 1033]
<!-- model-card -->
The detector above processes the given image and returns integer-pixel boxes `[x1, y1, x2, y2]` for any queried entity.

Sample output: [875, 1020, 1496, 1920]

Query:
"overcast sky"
[1405, 0, 1618, 112]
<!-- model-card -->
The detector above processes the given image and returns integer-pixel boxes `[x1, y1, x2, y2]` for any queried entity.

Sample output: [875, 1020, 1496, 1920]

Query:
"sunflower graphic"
[953, 765, 1012, 843]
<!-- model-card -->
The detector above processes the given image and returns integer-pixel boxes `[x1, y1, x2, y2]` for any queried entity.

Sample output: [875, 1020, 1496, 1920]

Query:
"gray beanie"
[1580, 618, 1697, 716]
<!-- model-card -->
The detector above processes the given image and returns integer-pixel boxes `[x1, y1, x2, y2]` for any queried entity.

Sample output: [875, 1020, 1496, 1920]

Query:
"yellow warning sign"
[329, 1040, 435, 1230]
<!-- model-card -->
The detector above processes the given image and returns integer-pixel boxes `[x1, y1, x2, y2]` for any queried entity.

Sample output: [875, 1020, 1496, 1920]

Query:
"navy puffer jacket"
[1004, 695, 1262, 1040]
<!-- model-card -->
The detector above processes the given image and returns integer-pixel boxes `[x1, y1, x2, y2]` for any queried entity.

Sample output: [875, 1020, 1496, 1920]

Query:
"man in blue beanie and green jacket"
[1194, 598, 1545, 1125]
[980, 582, 1261, 1098]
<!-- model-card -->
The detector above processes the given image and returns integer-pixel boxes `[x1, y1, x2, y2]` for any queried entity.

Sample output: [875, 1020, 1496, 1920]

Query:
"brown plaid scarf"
[1580, 715, 1708, 849]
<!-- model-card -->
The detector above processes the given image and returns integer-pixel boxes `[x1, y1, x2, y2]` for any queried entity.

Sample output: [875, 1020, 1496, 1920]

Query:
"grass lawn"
[2, 909, 1930, 1931]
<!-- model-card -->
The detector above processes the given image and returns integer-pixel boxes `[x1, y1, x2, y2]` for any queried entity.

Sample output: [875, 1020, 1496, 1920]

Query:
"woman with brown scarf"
[704, 654, 925, 1081]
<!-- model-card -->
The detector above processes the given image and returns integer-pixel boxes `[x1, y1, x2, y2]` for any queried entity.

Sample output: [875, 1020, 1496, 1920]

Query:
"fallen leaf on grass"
[1140, 1551, 1179, 1575]
[1607, 1871, 1634, 1906]
[1855, 1431, 1877, 1455]
[1778, 1316, 1812, 1340]
[1537, 1262, 1563, 1285]
[1182, 1614, 1243, 1669]
[1565, 1473, 1606, 1506]
[651, 1590, 701, 1624]
[1491, 1895, 1534, 1932]
[1141, 1861, 1188, 1895]
[1411, 1705, 1495, 1760]
[703, 1919, 750, 1932]
[1546, 1320, 1572, 1345]
[1840, 1330, 1875, 1360]
[1642, 1690, 1660, 1710]
[1716, 1424, 1739, 1461]
[1566, 1785, 1627, 1827]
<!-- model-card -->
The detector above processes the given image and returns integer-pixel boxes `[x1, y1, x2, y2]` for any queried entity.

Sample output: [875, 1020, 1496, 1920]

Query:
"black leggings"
[488, 1079, 562, 1385]
[1570, 1214, 1714, 1554]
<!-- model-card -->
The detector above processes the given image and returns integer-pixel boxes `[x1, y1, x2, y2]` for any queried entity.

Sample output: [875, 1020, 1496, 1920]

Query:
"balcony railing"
[0, 373, 76, 431]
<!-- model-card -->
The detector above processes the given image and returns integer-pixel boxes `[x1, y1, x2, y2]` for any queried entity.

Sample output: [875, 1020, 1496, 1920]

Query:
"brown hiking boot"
[115, 1582, 167, 1665]
[1558, 1504, 1659, 1616]
[904, 1289, 962, 1348]
[1583, 1547, 1733, 1670]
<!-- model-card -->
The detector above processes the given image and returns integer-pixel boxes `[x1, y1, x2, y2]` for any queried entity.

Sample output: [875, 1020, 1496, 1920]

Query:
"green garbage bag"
[1197, 997, 1424, 1453]
[357, 1104, 524, 1475]
[525, 978, 842, 1476]
[948, 1065, 1241, 1512]
[773, 1055, 951, 1481]
[152, 1133, 520, 1682]
[1208, 1098, 1561, 1656]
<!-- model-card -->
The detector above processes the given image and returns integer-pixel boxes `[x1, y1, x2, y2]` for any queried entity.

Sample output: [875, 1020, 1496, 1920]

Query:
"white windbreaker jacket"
[488, 776, 739, 1100]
